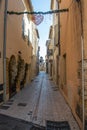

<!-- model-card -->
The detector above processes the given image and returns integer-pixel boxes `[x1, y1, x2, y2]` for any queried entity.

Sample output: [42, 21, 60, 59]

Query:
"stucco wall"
[0, 0, 34, 101]
[81, 0, 87, 59]
[0, 0, 5, 83]
[59, 0, 82, 127]
[81, 0, 87, 124]
[6, 0, 32, 63]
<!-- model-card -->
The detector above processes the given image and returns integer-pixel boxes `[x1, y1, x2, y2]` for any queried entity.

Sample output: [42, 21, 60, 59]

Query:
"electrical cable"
[7, 9, 69, 15]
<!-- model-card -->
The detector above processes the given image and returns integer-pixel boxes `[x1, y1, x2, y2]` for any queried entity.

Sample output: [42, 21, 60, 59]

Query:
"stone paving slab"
[0, 114, 32, 130]
[0, 72, 80, 130]
[0, 114, 45, 130]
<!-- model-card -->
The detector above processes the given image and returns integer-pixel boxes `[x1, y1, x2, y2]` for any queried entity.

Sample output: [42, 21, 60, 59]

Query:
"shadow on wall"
[8, 54, 30, 98]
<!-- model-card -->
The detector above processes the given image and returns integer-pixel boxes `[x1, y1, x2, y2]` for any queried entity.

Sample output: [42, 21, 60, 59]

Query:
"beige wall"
[59, 0, 82, 127]
[51, 0, 59, 85]
[7, 0, 32, 63]
[53, 48, 58, 83]
[0, 0, 5, 83]
[48, 0, 87, 128]
[81, 0, 87, 125]
[0, 0, 35, 101]
[31, 55, 37, 79]
[81, 0, 87, 59]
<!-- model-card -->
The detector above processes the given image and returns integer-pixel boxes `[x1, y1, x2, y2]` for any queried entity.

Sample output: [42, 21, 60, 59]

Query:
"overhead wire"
[7, 0, 75, 16]
[7, 9, 69, 15]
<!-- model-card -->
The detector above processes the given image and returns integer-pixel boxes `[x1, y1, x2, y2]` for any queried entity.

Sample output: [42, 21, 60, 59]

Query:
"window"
[28, 29, 30, 45]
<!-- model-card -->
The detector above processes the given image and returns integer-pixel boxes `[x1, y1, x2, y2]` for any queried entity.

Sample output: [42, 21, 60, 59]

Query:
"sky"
[32, 0, 52, 60]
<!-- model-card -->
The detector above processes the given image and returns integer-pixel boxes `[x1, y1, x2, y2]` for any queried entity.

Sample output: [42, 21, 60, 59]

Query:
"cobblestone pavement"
[0, 72, 80, 130]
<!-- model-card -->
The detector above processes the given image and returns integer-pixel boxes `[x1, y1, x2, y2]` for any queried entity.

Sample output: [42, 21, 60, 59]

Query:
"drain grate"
[85, 120, 87, 130]
[9, 99, 14, 102]
[46, 121, 71, 130]
[30, 124, 45, 130]
[53, 89, 58, 91]
[5, 102, 13, 105]
[17, 103, 27, 107]
[12, 125, 27, 130]
[52, 87, 59, 91]
[34, 81, 39, 82]
[28, 111, 33, 115]
[0, 105, 10, 110]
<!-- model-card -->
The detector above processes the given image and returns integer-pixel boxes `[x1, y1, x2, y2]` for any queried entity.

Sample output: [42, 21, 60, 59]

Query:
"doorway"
[9, 55, 17, 97]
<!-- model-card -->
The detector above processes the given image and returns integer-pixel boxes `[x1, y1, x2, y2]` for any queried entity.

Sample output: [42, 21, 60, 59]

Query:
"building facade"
[31, 26, 40, 80]
[50, 0, 59, 85]
[46, 34, 54, 78]
[0, 0, 39, 103]
[59, 0, 82, 128]
[81, 0, 87, 129]
[47, 0, 87, 129]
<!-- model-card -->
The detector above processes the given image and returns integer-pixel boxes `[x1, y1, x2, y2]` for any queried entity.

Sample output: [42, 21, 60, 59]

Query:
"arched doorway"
[9, 55, 17, 97]
[16, 55, 25, 90]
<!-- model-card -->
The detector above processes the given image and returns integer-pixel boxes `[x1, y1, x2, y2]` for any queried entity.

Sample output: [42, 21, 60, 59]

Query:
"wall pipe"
[57, 1, 60, 55]
[3, 0, 8, 102]
[81, 36, 85, 130]
[56, 0, 60, 88]
[79, 1, 85, 129]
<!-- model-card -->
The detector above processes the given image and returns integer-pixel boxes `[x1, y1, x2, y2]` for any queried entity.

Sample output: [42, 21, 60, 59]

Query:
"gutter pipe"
[3, 0, 8, 102]
[57, 1, 60, 55]
[56, 0, 60, 88]
[79, 1, 85, 129]
[81, 36, 85, 130]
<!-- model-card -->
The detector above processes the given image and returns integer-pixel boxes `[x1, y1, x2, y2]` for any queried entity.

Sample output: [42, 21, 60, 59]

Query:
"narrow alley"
[1, 1, 87, 129]
[0, 72, 80, 130]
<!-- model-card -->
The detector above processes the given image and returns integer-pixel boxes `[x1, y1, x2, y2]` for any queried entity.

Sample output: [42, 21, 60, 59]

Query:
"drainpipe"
[57, 0, 60, 55]
[81, 36, 85, 130]
[56, 0, 60, 87]
[81, 11, 85, 130]
[79, 1, 85, 129]
[3, 0, 8, 102]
